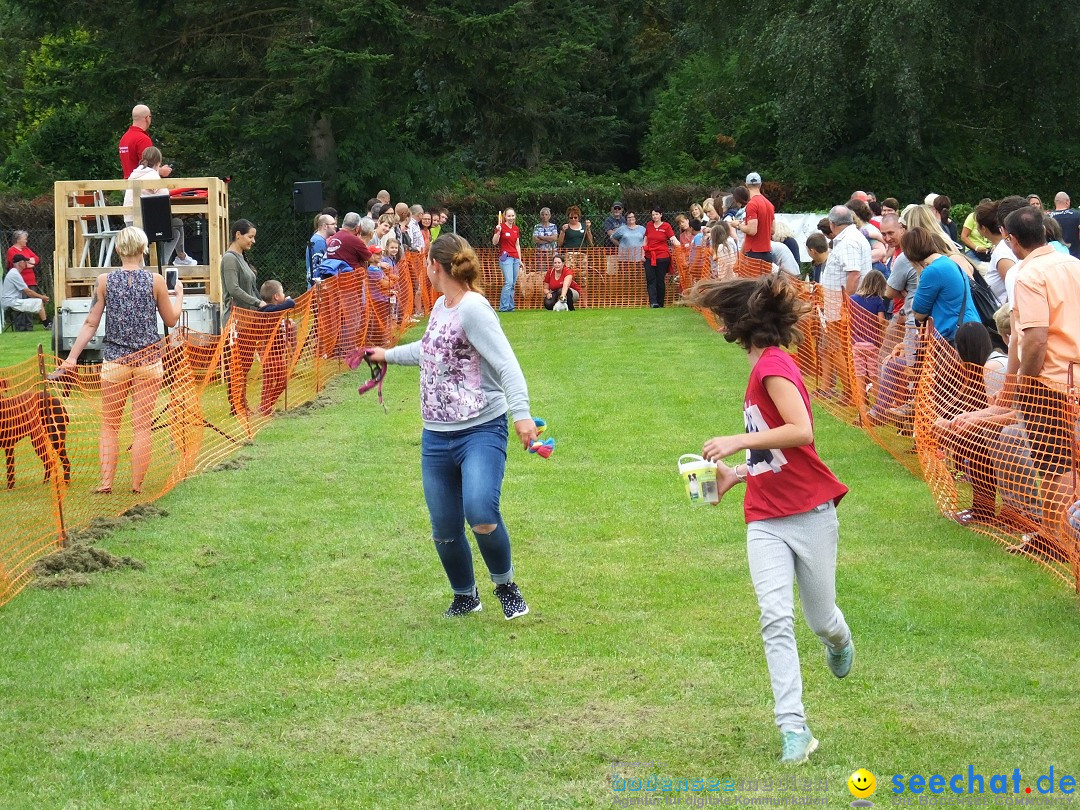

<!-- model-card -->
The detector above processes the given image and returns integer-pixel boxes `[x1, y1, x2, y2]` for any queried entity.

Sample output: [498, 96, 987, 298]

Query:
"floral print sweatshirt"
[385, 292, 531, 431]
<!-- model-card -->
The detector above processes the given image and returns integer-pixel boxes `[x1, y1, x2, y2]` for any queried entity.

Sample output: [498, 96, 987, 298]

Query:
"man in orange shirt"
[1005, 205, 1080, 560]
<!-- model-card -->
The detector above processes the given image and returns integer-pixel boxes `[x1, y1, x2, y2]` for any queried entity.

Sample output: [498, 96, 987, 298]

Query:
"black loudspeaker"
[141, 194, 173, 241]
[293, 181, 324, 214]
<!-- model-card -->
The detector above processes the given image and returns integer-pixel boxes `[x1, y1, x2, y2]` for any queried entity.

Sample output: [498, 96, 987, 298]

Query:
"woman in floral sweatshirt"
[369, 233, 538, 620]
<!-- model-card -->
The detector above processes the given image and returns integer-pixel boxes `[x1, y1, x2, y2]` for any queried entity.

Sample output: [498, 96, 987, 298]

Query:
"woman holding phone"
[58, 226, 184, 494]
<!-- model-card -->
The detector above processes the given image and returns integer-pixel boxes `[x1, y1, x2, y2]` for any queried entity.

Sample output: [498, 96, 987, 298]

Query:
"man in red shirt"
[735, 172, 775, 263]
[324, 212, 372, 349]
[325, 212, 372, 270]
[118, 105, 173, 179]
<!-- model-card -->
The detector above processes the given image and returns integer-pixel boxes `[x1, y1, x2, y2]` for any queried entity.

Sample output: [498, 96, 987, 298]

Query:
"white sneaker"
[174, 256, 199, 266]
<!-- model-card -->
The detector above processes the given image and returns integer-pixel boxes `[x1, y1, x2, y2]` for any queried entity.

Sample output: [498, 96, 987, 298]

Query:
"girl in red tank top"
[687, 274, 854, 766]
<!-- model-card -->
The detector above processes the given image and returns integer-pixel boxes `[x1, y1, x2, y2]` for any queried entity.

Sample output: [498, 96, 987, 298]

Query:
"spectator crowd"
[288, 175, 1080, 569]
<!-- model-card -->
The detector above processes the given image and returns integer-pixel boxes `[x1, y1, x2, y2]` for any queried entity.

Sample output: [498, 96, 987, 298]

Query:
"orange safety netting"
[438, 246, 755, 311]
[0, 244, 766, 607]
[0, 251, 428, 608]
[7, 247, 1075, 606]
[695, 280, 1080, 592]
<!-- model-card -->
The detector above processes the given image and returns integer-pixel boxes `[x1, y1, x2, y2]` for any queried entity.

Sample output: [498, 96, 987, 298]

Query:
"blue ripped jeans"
[498, 255, 520, 312]
[421, 415, 515, 595]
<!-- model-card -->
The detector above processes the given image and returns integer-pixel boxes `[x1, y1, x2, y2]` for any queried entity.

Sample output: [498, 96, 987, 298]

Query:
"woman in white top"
[367, 234, 538, 620]
[769, 241, 800, 277]
[973, 199, 1015, 306]
[123, 146, 196, 266]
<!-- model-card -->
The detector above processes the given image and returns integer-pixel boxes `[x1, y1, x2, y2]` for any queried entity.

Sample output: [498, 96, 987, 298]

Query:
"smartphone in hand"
[165, 267, 178, 291]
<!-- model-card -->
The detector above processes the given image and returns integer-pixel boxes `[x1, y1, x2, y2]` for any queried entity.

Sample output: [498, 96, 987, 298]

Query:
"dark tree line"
[2, 0, 1079, 219]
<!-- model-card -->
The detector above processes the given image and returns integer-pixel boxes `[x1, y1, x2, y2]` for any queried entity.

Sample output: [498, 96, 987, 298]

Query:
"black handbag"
[967, 268, 1007, 352]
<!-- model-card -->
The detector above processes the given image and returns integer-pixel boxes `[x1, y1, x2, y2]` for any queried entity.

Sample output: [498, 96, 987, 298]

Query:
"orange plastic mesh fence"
[422, 246, 763, 311]
[0, 252, 427, 608]
[694, 280, 1080, 591]
[6, 256, 1076, 605]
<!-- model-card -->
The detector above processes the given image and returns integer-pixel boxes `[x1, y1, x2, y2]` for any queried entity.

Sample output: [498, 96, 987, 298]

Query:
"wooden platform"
[52, 177, 229, 305]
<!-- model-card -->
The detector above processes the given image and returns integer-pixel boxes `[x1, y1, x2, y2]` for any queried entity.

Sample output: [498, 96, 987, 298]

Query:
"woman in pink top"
[492, 207, 522, 312]
[643, 207, 678, 308]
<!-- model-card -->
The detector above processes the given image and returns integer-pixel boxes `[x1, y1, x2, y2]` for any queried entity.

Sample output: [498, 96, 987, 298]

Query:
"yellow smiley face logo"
[848, 769, 877, 799]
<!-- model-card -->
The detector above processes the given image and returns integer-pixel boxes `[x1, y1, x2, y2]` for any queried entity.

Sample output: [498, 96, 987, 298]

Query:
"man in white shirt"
[2, 256, 51, 328]
[817, 205, 871, 401]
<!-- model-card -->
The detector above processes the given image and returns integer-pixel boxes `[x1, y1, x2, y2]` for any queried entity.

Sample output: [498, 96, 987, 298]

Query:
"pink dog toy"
[345, 347, 388, 413]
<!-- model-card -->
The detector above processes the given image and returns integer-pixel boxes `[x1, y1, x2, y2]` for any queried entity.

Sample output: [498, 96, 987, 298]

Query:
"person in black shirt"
[1048, 192, 1080, 261]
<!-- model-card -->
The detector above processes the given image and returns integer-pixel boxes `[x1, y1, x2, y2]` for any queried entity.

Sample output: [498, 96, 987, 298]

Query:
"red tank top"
[742, 347, 848, 522]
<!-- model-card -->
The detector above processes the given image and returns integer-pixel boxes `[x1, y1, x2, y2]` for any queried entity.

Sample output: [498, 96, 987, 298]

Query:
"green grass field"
[0, 328, 56, 369]
[0, 308, 1077, 809]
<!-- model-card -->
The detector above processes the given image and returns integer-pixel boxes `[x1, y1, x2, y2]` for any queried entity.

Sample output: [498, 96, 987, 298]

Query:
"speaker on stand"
[141, 194, 174, 244]
[293, 181, 324, 214]
[140, 194, 176, 333]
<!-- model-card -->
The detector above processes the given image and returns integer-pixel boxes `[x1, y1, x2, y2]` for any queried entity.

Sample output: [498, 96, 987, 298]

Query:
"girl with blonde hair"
[59, 226, 184, 494]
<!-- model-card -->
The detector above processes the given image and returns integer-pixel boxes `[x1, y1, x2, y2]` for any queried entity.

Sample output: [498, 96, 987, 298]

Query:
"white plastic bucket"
[678, 454, 719, 505]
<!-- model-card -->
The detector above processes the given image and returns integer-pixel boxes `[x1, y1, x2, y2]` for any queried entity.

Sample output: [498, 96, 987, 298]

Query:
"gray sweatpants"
[746, 500, 850, 733]
[162, 216, 187, 264]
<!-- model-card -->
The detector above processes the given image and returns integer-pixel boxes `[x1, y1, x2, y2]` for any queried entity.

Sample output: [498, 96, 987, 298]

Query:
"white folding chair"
[73, 191, 120, 267]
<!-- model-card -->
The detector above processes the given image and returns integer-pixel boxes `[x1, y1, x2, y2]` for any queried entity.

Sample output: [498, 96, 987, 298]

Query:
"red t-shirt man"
[496, 223, 520, 258]
[326, 227, 372, 270]
[742, 347, 848, 522]
[6, 245, 40, 285]
[743, 193, 775, 254]
[118, 126, 153, 179]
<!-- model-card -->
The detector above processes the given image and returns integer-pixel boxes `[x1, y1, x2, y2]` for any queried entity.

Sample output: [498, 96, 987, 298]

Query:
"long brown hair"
[686, 275, 810, 351]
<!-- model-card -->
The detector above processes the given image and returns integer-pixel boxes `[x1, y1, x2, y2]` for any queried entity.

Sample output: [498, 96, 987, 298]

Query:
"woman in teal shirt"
[903, 227, 979, 341]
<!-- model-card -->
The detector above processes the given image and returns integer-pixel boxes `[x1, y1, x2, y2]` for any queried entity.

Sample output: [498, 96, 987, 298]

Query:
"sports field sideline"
[0, 308, 1075, 809]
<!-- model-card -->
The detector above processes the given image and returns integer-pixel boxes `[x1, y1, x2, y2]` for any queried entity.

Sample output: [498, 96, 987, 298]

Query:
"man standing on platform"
[118, 105, 172, 180]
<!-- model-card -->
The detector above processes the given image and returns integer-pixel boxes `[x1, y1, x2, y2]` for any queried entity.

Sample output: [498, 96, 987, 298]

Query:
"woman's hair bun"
[429, 233, 484, 293]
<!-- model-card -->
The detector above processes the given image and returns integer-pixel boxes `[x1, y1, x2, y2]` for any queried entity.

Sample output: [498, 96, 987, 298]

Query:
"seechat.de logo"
[848, 768, 877, 807]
